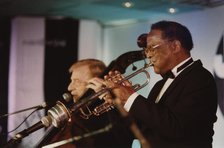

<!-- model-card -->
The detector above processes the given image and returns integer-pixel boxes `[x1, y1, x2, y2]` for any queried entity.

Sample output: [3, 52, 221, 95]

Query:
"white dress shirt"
[124, 57, 193, 112]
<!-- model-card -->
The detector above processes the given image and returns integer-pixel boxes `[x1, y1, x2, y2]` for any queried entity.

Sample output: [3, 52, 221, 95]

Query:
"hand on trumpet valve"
[104, 70, 135, 106]
[87, 78, 113, 104]
[87, 77, 106, 93]
[105, 70, 132, 87]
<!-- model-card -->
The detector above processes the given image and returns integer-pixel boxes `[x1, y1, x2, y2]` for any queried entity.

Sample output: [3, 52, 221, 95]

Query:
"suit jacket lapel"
[148, 78, 166, 102]
[158, 60, 202, 103]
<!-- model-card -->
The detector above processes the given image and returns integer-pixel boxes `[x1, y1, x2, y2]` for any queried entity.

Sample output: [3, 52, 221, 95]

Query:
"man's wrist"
[124, 92, 139, 112]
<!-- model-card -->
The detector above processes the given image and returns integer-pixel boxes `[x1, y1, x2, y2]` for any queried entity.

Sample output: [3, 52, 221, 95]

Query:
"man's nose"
[67, 83, 73, 91]
[144, 49, 154, 59]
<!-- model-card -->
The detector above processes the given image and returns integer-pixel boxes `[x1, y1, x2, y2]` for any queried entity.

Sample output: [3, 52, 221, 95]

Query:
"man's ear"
[172, 40, 181, 53]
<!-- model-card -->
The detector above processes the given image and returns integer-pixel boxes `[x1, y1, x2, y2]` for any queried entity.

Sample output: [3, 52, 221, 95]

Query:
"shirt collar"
[171, 57, 193, 77]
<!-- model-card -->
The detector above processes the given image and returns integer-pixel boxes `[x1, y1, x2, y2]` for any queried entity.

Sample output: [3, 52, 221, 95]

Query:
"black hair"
[151, 20, 193, 51]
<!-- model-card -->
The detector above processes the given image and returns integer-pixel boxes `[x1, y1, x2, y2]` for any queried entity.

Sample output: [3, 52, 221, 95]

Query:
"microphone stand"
[41, 124, 112, 148]
[0, 102, 47, 119]
[35, 125, 61, 148]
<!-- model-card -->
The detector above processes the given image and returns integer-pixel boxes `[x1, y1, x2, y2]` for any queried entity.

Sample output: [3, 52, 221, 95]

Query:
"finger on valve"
[87, 77, 111, 100]
[108, 71, 121, 83]
[114, 71, 123, 83]
[113, 71, 132, 87]
[104, 70, 121, 83]
[104, 71, 114, 82]
[102, 92, 113, 104]
[87, 77, 106, 92]
[108, 70, 132, 87]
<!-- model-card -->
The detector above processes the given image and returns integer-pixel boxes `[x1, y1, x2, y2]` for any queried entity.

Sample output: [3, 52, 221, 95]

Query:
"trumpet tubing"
[122, 63, 152, 91]
[93, 102, 114, 116]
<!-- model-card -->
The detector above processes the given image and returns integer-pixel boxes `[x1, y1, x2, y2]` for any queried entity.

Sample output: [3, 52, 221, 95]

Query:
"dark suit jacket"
[129, 60, 218, 148]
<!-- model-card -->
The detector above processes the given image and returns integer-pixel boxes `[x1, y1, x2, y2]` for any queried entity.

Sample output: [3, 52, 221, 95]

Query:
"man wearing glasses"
[88, 20, 218, 148]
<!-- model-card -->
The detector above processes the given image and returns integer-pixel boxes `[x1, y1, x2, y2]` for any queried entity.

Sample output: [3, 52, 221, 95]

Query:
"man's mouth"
[71, 92, 78, 97]
[72, 95, 79, 102]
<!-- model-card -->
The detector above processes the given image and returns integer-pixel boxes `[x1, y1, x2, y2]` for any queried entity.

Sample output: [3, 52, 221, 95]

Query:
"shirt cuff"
[124, 92, 139, 112]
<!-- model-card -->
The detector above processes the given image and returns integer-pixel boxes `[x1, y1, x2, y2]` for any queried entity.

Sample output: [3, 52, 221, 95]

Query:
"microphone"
[43, 93, 74, 128]
[5, 116, 52, 147]
[5, 93, 73, 147]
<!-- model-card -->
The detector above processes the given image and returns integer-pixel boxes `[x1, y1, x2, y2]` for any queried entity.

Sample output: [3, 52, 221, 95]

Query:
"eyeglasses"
[144, 43, 164, 53]
[144, 40, 171, 53]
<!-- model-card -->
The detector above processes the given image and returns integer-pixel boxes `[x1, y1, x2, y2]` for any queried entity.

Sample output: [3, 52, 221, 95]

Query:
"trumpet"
[78, 63, 152, 119]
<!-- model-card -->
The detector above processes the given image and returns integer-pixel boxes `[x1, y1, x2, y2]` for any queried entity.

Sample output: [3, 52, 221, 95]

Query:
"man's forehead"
[147, 30, 162, 39]
[147, 36, 162, 40]
[72, 65, 89, 71]
[147, 35, 164, 46]
[71, 66, 90, 75]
